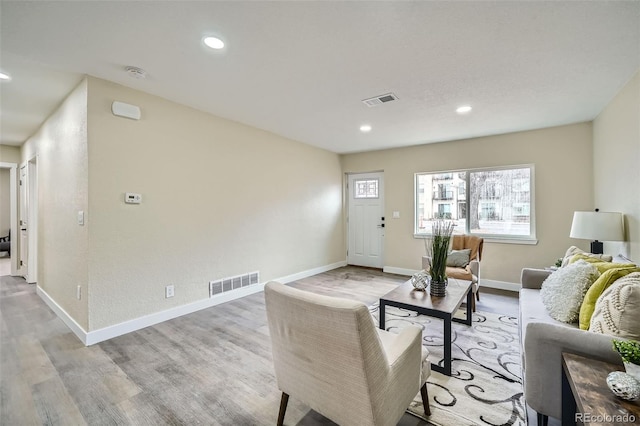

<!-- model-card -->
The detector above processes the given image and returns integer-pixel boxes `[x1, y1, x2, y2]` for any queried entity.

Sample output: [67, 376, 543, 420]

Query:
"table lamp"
[569, 210, 624, 254]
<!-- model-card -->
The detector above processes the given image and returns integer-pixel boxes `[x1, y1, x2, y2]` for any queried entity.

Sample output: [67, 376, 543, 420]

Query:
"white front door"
[347, 172, 384, 268]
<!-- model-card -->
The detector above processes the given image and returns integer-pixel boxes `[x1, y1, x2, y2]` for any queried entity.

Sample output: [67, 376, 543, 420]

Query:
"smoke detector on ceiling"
[125, 66, 147, 80]
[362, 93, 398, 107]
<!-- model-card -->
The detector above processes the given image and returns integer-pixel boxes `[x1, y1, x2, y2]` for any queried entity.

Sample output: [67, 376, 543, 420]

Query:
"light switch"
[77, 211, 85, 226]
[392, 211, 400, 219]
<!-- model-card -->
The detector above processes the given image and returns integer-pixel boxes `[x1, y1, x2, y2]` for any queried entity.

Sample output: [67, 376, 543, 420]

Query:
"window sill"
[413, 234, 538, 245]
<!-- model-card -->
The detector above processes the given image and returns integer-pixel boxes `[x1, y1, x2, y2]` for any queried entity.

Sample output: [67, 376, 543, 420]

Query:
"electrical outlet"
[165, 285, 174, 298]
[76, 285, 82, 300]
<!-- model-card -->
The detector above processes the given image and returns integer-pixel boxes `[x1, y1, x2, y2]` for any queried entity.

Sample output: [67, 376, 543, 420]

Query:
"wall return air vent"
[362, 93, 399, 107]
[209, 271, 260, 297]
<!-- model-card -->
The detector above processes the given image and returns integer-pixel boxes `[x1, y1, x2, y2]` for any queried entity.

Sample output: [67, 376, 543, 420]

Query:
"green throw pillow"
[579, 266, 640, 330]
[447, 249, 471, 268]
[569, 253, 635, 273]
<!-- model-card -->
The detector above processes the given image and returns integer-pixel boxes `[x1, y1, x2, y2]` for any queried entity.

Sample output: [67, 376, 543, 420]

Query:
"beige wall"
[593, 70, 640, 260]
[0, 145, 21, 163]
[341, 123, 594, 284]
[21, 79, 89, 329]
[85, 77, 344, 330]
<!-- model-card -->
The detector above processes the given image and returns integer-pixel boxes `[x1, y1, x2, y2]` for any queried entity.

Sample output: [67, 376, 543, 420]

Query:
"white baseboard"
[274, 260, 347, 284]
[481, 279, 520, 292]
[382, 266, 419, 276]
[37, 286, 89, 345]
[42, 260, 349, 346]
[85, 283, 266, 345]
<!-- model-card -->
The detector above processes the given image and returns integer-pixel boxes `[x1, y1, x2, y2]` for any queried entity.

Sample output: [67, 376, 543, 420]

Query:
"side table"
[562, 352, 640, 425]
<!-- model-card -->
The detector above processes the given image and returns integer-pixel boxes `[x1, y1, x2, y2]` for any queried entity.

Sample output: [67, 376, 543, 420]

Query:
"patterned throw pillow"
[540, 260, 600, 323]
[579, 266, 640, 330]
[590, 272, 640, 339]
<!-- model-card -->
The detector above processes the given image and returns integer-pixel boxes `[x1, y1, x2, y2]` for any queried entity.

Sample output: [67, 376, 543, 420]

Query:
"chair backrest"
[264, 281, 388, 425]
[451, 234, 484, 262]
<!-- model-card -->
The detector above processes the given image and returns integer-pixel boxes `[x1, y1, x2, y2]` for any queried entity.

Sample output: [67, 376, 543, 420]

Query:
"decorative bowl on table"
[411, 271, 429, 291]
[606, 371, 640, 401]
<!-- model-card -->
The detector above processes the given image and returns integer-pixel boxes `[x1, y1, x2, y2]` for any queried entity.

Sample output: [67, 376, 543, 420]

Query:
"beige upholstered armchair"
[423, 234, 484, 311]
[264, 281, 431, 426]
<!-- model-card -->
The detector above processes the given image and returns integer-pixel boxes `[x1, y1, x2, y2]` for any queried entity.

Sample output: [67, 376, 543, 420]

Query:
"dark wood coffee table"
[379, 278, 472, 376]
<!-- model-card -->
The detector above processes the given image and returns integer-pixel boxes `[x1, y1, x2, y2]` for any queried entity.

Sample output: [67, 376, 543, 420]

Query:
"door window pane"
[354, 179, 379, 199]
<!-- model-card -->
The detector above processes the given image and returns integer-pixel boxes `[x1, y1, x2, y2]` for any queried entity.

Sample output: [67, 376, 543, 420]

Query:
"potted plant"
[424, 219, 455, 296]
[613, 339, 640, 380]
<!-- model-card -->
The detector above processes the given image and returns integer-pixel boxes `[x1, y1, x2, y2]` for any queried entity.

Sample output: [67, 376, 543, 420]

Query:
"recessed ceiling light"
[204, 36, 225, 50]
[360, 124, 372, 133]
[456, 105, 472, 114]
[0, 72, 11, 81]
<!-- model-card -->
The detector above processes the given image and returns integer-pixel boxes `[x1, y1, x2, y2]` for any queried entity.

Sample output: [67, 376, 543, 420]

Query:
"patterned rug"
[369, 304, 525, 426]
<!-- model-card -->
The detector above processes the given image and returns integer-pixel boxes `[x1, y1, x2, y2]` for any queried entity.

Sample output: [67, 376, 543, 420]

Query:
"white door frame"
[0, 162, 19, 276]
[18, 162, 28, 278]
[346, 171, 385, 268]
[27, 156, 38, 283]
[17, 157, 38, 283]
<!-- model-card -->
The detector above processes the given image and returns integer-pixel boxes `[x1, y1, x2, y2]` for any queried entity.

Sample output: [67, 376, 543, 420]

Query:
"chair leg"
[420, 383, 431, 416]
[277, 392, 289, 426]
[536, 412, 548, 426]
[476, 288, 480, 301]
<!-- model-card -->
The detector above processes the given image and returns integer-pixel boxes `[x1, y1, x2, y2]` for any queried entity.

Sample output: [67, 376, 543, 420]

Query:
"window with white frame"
[415, 165, 534, 239]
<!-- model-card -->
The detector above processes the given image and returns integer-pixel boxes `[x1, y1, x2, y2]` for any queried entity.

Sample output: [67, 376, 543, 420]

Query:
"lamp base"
[590, 240, 603, 255]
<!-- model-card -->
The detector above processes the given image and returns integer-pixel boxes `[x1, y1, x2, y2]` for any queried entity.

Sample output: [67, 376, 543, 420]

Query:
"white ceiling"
[1, 1, 639, 153]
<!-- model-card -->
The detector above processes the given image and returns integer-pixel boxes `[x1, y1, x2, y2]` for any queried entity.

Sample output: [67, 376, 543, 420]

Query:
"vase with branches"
[424, 219, 455, 296]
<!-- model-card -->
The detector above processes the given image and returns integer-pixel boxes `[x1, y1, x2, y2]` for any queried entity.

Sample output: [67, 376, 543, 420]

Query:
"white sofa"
[519, 258, 634, 424]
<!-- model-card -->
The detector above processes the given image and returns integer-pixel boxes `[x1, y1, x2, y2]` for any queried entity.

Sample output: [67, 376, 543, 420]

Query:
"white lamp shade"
[569, 211, 624, 241]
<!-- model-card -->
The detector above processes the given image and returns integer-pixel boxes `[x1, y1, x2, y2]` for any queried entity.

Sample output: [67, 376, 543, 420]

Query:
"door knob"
[377, 224, 385, 228]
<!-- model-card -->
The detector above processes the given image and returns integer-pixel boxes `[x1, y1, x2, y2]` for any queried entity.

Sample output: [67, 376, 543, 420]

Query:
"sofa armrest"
[522, 322, 621, 418]
[469, 260, 479, 278]
[520, 268, 551, 289]
[421, 256, 431, 271]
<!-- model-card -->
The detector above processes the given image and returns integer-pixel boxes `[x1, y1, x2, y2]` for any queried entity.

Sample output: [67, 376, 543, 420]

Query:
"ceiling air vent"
[362, 93, 398, 107]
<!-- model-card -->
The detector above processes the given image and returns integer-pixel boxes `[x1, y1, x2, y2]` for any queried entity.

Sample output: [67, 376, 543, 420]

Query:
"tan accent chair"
[423, 234, 484, 311]
[264, 281, 431, 426]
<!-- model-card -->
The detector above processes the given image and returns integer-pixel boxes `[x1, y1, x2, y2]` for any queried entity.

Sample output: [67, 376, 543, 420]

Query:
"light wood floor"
[0, 256, 11, 277]
[0, 266, 518, 425]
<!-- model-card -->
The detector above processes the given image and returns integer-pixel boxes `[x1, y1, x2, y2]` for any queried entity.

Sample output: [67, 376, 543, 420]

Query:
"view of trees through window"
[415, 166, 533, 238]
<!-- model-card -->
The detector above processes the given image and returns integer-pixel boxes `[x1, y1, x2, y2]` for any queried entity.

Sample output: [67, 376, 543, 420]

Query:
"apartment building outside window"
[415, 165, 535, 240]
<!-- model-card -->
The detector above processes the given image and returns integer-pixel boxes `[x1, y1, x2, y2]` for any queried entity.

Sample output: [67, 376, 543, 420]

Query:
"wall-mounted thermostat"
[125, 193, 142, 204]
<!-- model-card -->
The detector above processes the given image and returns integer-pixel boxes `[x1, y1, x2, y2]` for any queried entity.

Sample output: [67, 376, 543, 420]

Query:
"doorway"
[0, 162, 18, 276]
[347, 172, 385, 268]
[17, 158, 38, 283]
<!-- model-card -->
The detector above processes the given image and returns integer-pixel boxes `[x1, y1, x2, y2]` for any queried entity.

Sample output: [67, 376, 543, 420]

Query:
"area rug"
[369, 304, 525, 426]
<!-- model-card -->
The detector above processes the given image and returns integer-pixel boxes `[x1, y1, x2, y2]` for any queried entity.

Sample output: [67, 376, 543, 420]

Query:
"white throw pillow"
[590, 272, 640, 339]
[561, 246, 613, 267]
[540, 260, 600, 323]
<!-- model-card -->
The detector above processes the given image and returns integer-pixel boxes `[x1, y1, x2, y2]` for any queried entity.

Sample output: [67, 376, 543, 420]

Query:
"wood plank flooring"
[0, 267, 518, 425]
